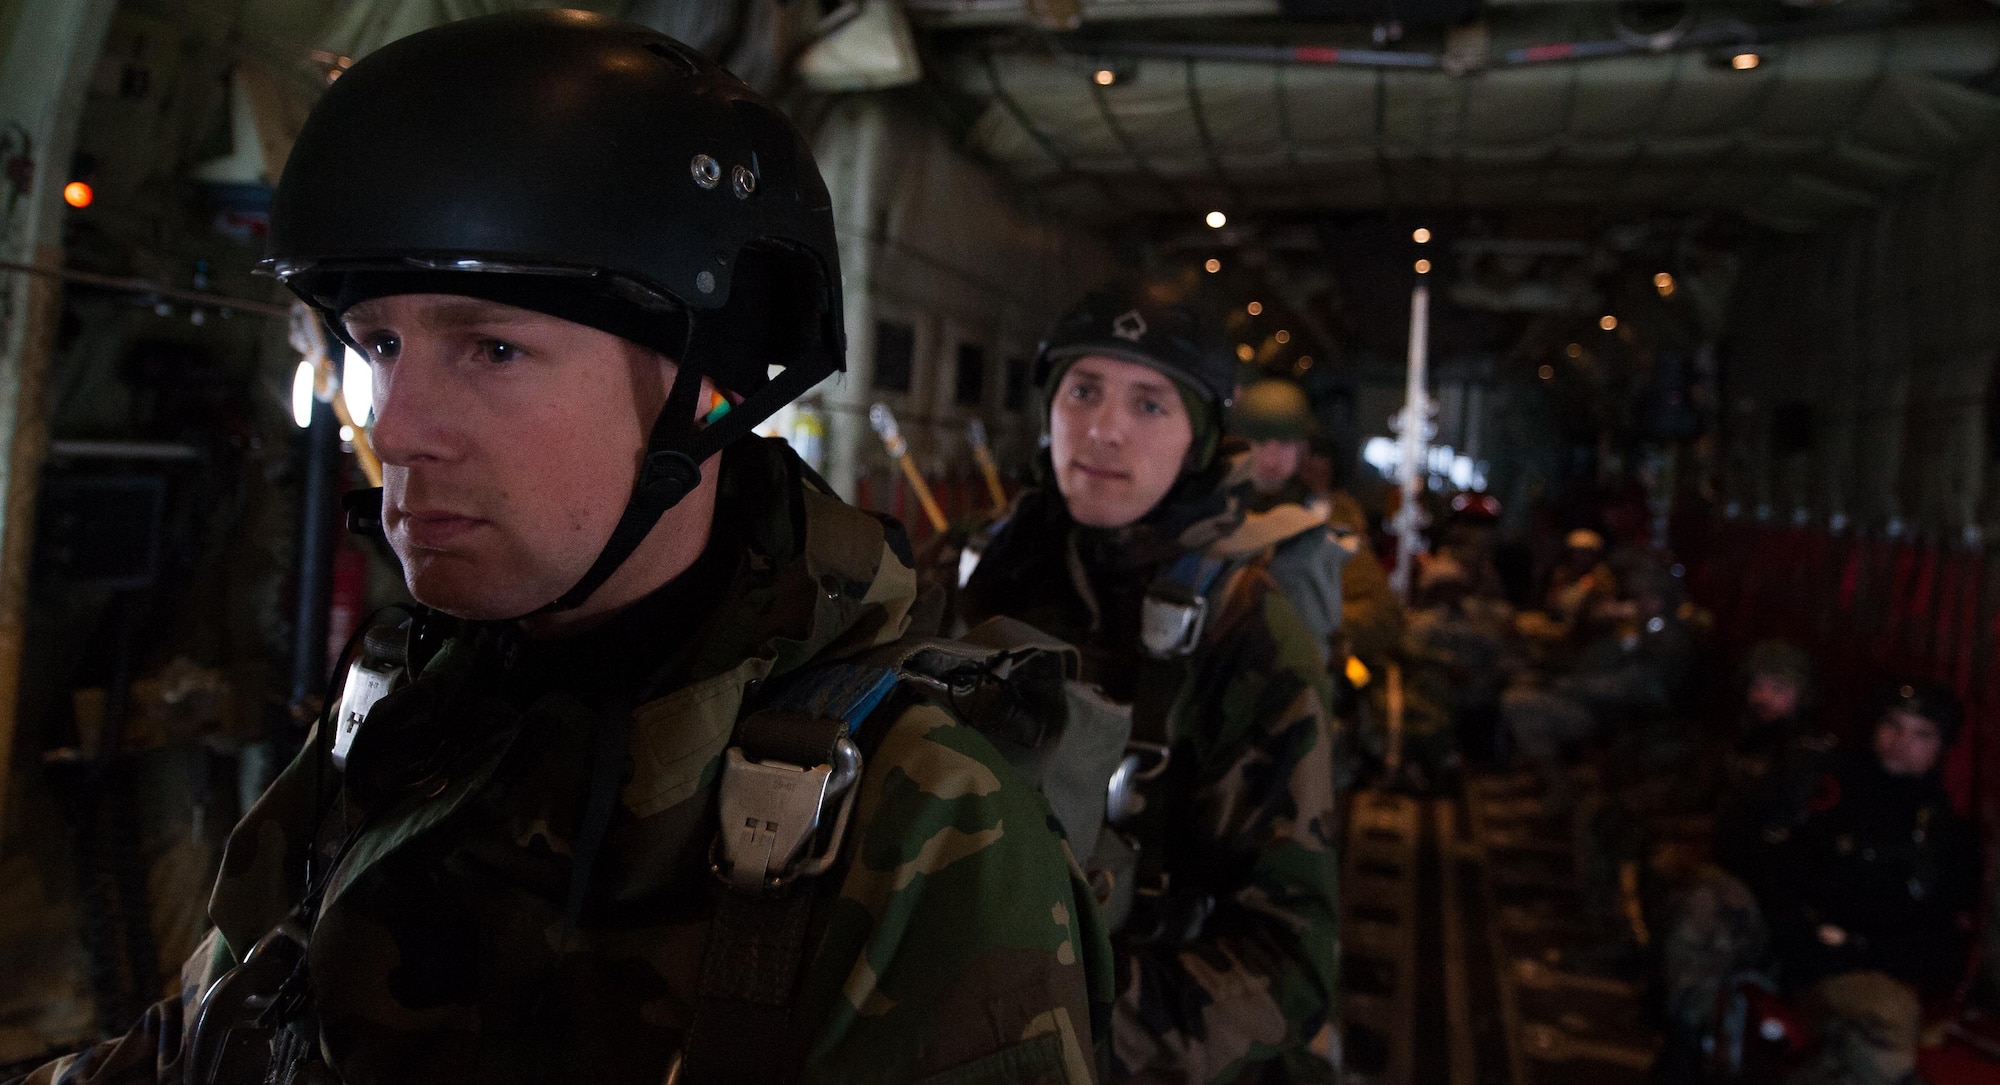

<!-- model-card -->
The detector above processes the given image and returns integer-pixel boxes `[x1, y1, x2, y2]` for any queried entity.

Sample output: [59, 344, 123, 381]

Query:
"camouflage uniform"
[1657, 865, 1769, 1036]
[20, 440, 1110, 1085]
[962, 486, 1342, 1085]
[1314, 490, 1400, 672]
[1248, 483, 1398, 776]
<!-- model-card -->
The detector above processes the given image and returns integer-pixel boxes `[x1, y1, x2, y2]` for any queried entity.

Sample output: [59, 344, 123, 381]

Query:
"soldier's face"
[1049, 355, 1194, 528]
[1249, 438, 1307, 493]
[346, 294, 685, 620]
[1873, 708, 1945, 777]
[1745, 674, 1801, 723]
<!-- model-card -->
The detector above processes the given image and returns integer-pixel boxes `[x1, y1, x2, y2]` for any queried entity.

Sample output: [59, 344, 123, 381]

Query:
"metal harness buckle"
[1139, 591, 1208, 658]
[332, 658, 402, 770]
[709, 736, 863, 892]
[1105, 741, 1172, 826]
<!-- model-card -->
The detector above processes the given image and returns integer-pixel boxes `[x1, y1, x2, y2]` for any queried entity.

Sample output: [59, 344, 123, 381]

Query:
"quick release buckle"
[640, 449, 700, 500]
[332, 658, 402, 770]
[1139, 589, 1207, 658]
[710, 736, 863, 892]
[1105, 741, 1172, 826]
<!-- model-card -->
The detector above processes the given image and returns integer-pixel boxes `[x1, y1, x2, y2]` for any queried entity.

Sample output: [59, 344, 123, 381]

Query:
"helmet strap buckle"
[640, 448, 700, 503]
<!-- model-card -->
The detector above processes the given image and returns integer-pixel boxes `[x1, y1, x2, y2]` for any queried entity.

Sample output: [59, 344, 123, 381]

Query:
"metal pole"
[289, 348, 341, 719]
[869, 403, 949, 533]
[1390, 282, 1430, 602]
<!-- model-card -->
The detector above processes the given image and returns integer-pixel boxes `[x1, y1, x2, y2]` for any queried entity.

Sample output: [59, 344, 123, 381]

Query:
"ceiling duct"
[1278, 0, 1480, 26]
[903, 0, 1280, 27]
[796, 0, 923, 90]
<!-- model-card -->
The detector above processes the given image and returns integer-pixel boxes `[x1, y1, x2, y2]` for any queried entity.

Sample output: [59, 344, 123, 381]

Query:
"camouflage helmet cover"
[1231, 379, 1320, 441]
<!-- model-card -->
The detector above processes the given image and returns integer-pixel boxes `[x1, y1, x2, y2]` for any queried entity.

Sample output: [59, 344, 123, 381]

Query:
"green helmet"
[1231, 379, 1319, 441]
[1745, 640, 1814, 692]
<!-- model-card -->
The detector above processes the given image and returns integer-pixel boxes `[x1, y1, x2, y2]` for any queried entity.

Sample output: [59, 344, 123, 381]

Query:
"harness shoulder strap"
[683, 659, 898, 1085]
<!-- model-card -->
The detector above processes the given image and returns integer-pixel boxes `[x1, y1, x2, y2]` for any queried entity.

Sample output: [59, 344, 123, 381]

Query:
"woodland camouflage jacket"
[960, 488, 1341, 1085]
[21, 439, 1109, 1085]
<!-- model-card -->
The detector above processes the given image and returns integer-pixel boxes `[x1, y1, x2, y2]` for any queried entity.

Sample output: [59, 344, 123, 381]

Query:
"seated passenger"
[1423, 496, 1515, 763]
[1654, 681, 1978, 1085]
[960, 288, 1343, 1083]
[1395, 555, 1518, 791]
[1433, 492, 1510, 603]
[1502, 560, 1696, 807]
[1521, 528, 1619, 645]
[1709, 641, 1831, 876]
[1577, 640, 1822, 966]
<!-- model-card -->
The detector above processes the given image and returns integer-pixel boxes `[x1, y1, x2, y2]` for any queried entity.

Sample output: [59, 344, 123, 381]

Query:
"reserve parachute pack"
[954, 516, 1285, 936]
[679, 614, 1133, 1083]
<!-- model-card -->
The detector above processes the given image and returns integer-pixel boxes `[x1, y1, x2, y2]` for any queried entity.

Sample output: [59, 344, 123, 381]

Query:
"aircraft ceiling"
[919, 8, 2000, 232]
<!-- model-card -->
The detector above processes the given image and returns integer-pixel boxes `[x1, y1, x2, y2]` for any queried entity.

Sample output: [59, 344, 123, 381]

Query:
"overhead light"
[1654, 271, 1676, 297]
[1236, 343, 1254, 362]
[342, 346, 374, 425]
[1298, 355, 1313, 368]
[1730, 51, 1761, 70]
[1363, 436, 1400, 474]
[1538, 364, 1555, 380]
[1093, 68, 1118, 86]
[1599, 315, 1618, 331]
[1566, 343, 1584, 358]
[292, 361, 316, 429]
[1205, 210, 1227, 229]
[1246, 301, 1263, 316]
[1204, 258, 1221, 273]
[1274, 329, 1291, 344]
[1412, 227, 1432, 244]
[63, 181, 94, 208]
[1414, 258, 1432, 274]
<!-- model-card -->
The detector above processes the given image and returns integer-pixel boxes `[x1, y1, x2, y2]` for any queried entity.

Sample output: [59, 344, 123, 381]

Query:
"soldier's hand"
[1817, 923, 1848, 947]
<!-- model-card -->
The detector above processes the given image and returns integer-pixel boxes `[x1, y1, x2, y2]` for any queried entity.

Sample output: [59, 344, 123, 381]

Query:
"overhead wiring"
[1183, 57, 1250, 209]
[1085, 66, 1197, 213]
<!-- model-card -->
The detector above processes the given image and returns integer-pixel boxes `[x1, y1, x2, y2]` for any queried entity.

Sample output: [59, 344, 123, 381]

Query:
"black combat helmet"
[263, 10, 842, 612]
[1882, 679, 1963, 747]
[1034, 288, 1235, 414]
[1033, 287, 1235, 471]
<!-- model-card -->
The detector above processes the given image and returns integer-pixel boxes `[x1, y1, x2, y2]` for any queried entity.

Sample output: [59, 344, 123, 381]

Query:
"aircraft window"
[872, 319, 914, 392]
[1004, 357, 1028, 411]
[954, 344, 985, 407]
[1770, 401, 1814, 455]
[1985, 354, 2000, 462]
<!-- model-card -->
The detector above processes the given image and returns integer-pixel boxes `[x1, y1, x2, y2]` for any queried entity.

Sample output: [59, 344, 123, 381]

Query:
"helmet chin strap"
[542, 360, 707, 613]
[538, 353, 832, 615]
